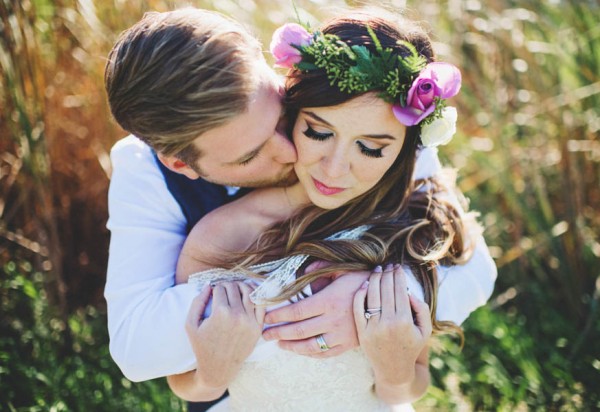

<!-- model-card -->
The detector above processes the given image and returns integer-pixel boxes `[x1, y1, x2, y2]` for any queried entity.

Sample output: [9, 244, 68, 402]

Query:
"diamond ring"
[364, 307, 382, 320]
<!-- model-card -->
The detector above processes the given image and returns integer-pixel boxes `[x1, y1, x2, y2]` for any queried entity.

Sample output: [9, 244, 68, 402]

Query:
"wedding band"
[316, 334, 330, 352]
[364, 307, 382, 320]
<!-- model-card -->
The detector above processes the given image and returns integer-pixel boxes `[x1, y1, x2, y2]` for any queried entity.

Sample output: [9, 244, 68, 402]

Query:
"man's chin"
[246, 170, 298, 188]
[202, 169, 298, 189]
[266, 171, 298, 188]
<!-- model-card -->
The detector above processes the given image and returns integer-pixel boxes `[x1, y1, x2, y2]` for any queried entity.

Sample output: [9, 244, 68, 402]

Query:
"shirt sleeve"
[435, 236, 497, 324]
[413, 146, 442, 180]
[105, 136, 198, 381]
[412, 145, 498, 324]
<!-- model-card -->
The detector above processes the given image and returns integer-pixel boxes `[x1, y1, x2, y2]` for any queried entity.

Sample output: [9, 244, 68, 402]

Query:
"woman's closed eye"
[303, 124, 333, 141]
[303, 122, 385, 158]
[357, 141, 384, 158]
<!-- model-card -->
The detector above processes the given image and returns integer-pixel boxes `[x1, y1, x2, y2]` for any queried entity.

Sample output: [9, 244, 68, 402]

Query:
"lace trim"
[188, 225, 372, 304]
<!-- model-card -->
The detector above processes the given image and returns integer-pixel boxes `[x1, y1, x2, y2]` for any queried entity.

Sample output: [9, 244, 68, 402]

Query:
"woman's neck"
[241, 183, 311, 225]
[283, 182, 311, 212]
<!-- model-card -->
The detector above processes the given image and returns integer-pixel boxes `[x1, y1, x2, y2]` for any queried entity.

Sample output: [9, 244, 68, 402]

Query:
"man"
[104, 7, 497, 409]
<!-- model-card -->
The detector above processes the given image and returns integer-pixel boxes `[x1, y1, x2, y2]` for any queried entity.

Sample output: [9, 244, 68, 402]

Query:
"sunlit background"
[1, 0, 599, 410]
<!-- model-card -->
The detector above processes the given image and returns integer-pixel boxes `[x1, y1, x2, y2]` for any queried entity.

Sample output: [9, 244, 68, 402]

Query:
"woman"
[169, 8, 475, 410]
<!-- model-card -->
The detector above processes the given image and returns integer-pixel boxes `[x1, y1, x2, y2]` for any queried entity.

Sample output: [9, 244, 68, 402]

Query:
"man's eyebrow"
[229, 140, 267, 165]
[303, 110, 397, 141]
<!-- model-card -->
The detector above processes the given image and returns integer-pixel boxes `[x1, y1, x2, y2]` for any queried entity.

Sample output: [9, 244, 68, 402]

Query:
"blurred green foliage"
[1, 260, 185, 411]
[1, 0, 599, 410]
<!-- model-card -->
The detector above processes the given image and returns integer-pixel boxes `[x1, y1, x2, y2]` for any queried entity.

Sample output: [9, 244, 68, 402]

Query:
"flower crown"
[270, 23, 462, 147]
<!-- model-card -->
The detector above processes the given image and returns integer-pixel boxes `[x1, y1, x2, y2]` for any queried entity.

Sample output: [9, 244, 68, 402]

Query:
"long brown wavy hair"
[220, 9, 478, 339]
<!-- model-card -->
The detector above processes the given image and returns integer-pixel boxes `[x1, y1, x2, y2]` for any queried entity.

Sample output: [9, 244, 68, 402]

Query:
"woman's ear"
[156, 153, 200, 180]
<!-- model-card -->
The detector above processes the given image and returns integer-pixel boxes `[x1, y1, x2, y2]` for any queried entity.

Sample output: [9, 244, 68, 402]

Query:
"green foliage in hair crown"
[270, 22, 462, 147]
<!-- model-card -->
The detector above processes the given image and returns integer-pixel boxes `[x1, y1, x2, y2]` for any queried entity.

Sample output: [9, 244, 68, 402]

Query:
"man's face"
[186, 69, 298, 188]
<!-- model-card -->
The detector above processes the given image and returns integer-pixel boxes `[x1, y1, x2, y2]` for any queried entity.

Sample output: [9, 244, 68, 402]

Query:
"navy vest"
[153, 153, 249, 233]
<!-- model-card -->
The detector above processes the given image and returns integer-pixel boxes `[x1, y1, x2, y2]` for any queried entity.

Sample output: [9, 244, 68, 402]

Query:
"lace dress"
[189, 226, 415, 412]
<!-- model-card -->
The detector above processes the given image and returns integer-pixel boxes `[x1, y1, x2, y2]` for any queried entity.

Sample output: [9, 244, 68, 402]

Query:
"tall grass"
[1, 0, 598, 410]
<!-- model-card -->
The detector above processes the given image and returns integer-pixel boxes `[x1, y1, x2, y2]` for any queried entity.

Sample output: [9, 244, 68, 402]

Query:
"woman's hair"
[221, 9, 477, 340]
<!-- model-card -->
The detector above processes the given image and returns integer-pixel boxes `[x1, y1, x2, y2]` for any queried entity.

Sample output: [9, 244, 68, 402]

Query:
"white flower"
[420, 106, 458, 147]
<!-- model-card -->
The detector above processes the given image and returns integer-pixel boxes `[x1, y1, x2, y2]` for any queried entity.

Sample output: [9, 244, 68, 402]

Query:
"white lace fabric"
[188, 225, 372, 304]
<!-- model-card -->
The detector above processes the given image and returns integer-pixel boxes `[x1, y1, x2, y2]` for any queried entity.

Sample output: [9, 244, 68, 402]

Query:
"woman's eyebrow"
[302, 111, 333, 127]
[361, 133, 396, 140]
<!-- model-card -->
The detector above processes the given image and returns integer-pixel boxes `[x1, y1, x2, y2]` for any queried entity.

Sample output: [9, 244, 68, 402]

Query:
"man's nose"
[272, 131, 297, 164]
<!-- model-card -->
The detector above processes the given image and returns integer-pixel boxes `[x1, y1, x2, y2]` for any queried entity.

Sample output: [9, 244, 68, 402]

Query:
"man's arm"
[105, 136, 198, 381]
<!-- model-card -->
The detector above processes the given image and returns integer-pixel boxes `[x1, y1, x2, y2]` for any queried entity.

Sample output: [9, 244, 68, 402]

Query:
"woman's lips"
[312, 178, 345, 195]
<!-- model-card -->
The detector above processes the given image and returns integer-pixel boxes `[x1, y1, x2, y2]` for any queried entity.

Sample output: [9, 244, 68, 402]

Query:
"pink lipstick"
[312, 178, 345, 196]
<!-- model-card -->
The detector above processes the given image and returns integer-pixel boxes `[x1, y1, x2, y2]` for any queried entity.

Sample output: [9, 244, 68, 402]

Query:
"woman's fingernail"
[373, 265, 382, 273]
[385, 263, 394, 271]
[361, 280, 369, 289]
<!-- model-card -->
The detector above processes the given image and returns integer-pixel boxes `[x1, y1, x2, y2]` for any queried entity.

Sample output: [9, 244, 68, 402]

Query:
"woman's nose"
[321, 146, 350, 179]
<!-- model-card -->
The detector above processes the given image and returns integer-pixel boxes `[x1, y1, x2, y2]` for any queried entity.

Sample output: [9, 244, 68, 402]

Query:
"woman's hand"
[353, 264, 432, 404]
[169, 281, 265, 401]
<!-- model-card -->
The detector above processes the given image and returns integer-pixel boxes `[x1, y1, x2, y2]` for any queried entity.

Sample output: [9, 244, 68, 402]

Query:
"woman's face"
[292, 93, 406, 210]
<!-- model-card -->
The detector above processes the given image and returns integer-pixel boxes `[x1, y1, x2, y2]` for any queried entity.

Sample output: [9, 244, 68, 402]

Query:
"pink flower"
[392, 62, 462, 126]
[270, 23, 313, 69]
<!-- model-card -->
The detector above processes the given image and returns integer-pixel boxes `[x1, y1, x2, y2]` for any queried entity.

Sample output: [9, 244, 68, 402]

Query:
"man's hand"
[262, 269, 369, 358]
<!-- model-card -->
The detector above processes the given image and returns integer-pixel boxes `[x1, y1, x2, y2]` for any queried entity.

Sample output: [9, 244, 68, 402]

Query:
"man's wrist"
[193, 368, 229, 396]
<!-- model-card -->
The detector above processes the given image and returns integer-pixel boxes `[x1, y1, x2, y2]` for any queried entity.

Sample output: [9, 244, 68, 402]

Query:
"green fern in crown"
[295, 26, 427, 106]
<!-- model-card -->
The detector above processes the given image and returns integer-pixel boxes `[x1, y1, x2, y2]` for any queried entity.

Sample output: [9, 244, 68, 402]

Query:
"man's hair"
[105, 8, 262, 163]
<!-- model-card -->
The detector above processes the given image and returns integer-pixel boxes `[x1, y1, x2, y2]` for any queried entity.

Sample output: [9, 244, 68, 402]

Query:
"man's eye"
[239, 153, 257, 166]
[303, 125, 333, 141]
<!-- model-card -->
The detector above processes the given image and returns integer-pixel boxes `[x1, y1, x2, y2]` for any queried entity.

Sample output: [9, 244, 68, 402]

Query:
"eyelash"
[303, 125, 384, 158]
[357, 142, 383, 158]
[303, 125, 332, 141]
[239, 154, 256, 166]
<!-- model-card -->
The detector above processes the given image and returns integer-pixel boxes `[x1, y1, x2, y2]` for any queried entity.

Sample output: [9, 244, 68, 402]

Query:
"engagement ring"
[364, 307, 382, 320]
